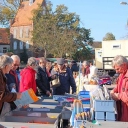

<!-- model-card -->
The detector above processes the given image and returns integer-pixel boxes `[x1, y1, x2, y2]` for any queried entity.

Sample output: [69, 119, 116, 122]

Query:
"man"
[82, 61, 90, 77]
[6, 55, 20, 92]
[110, 55, 128, 121]
[36, 57, 51, 96]
[71, 60, 79, 78]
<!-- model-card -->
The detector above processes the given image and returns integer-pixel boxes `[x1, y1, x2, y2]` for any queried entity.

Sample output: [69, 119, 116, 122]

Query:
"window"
[20, 28, 23, 38]
[0, 34, 2, 39]
[25, 28, 29, 38]
[98, 52, 102, 57]
[13, 41, 17, 50]
[20, 41, 23, 49]
[42, 6, 46, 15]
[112, 44, 121, 49]
[26, 41, 29, 49]
[13, 29, 17, 38]
[3, 47, 7, 53]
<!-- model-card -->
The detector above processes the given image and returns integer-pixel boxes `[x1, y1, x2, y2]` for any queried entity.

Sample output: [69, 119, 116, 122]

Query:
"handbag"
[51, 76, 60, 88]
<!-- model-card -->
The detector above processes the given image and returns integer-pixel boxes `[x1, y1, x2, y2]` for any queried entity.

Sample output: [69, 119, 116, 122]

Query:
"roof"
[11, 0, 44, 27]
[0, 28, 10, 45]
[91, 41, 102, 48]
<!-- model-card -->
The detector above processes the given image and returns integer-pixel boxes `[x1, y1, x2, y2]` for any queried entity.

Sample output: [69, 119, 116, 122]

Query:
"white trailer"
[95, 40, 128, 76]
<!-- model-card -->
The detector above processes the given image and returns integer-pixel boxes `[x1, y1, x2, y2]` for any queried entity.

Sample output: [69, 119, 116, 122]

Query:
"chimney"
[29, 0, 33, 6]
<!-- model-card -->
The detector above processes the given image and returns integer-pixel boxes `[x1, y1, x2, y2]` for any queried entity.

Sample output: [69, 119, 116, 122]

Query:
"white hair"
[0, 55, 13, 68]
[112, 55, 128, 67]
[11, 55, 20, 61]
[27, 57, 37, 66]
[82, 61, 89, 66]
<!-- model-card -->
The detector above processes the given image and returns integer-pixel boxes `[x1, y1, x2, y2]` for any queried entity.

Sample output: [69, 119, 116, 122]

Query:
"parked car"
[98, 76, 111, 86]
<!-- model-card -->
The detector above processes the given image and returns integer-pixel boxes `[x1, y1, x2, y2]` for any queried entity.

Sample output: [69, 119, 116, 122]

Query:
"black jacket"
[71, 64, 79, 73]
[36, 66, 50, 95]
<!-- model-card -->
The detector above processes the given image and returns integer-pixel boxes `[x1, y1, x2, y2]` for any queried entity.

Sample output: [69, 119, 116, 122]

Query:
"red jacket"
[113, 69, 128, 121]
[20, 67, 37, 93]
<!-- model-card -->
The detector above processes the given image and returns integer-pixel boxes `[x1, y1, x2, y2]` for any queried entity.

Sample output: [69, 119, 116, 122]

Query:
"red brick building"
[10, 0, 46, 57]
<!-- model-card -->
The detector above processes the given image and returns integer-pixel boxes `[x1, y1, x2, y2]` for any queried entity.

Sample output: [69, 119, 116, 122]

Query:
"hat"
[57, 58, 65, 65]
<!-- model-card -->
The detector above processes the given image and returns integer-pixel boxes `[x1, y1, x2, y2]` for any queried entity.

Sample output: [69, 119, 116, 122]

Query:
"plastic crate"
[81, 99, 90, 104]
[95, 111, 105, 120]
[83, 107, 90, 112]
[78, 91, 90, 99]
[94, 100, 115, 112]
[79, 91, 90, 95]
[106, 112, 115, 121]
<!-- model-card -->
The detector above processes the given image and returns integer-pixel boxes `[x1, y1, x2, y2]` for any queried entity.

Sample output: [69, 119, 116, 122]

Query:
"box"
[53, 95, 68, 101]
[94, 100, 115, 112]
[106, 112, 115, 121]
[95, 111, 105, 120]
[81, 99, 90, 104]
[19, 107, 62, 113]
[83, 85, 99, 91]
[74, 119, 86, 128]
[78, 91, 90, 99]
[11, 111, 60, 119]
[83, 107, 90, 112]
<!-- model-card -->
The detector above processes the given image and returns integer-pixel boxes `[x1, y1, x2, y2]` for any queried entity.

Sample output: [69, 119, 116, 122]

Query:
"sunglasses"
[13, 64, 19, 67]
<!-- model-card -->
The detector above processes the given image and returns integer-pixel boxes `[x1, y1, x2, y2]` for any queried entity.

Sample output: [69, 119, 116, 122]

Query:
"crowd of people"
[0, 54, 99, 113]
[0, 54, 128, 122]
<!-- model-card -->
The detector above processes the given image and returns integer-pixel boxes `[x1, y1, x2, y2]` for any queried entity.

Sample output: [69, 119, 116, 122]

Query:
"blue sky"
[51, 0, 128, 41]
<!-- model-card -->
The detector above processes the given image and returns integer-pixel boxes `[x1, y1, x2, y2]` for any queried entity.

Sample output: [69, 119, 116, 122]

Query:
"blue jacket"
[53, 67, 76, 95]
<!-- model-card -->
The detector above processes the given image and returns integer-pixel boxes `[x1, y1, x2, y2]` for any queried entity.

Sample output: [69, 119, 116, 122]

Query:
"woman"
[51, 58, 76, 95]
[20, 57, 37, 93]
[0, 55, 22, 116]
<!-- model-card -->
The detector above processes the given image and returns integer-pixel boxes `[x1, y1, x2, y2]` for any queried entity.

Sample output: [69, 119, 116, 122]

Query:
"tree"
[32, 3, 93, 59]
[0, 0, 21, 23]
[103, 32, 116, 41]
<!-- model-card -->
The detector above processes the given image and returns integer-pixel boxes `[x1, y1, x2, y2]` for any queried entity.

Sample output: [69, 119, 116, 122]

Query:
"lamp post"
[120, 2, 128, 25]
[120, 1, 128, 5]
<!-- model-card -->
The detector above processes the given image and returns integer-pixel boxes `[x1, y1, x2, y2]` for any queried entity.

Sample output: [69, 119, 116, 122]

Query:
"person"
[0, 55, 22, 115]
[71, 60, 79, 78]
[64, 60, 70, 68]
[46, 60, 52, 77]
[51, 62, 58, 76]
[6, 55, 20, 92]
[110, 55, 128, 121]
[36, 57, 51, 96]
[20, 57, 37, 93]
[82, 61, 90, 78]
[51, 58, 76, 95]
[88, 61, 98, 80]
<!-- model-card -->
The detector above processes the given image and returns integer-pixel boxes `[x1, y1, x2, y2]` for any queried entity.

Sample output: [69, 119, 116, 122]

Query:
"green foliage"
[32, 3, 94, 59]
[0, 0, 20, 22]
[103, 32, 116, 41]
